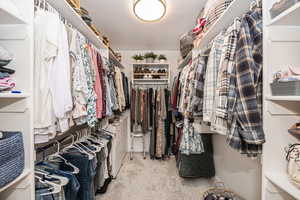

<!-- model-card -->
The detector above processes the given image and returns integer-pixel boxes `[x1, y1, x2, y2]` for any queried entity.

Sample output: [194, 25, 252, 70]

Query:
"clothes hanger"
[35, 175, 62, 196]
[71, 131, 95, 159]
[47, 141, 80, 174]
[35, 169, 69, 186]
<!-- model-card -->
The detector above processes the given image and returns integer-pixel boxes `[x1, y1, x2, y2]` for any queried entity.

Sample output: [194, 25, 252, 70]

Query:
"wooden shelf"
[0, 169, 30, 193]
[195, 0, 251, 49]
[133, 63, 169, 66]
[133, 79, 169, 81]
[269, 2, 300, 26]
[0, 7, 27, 25]
[265, 172, 300, 199]
[0, 92, 29, 99]
[47, 0, 106, 50]
[134, 73, 168, 76]
[266, 96, 300, 101]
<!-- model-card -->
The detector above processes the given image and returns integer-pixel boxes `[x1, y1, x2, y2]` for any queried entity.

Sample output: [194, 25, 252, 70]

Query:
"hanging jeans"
[61, 150, 97, 200]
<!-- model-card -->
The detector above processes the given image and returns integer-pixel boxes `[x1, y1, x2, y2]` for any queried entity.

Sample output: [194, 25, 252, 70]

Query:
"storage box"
[270, 81, 300, 96]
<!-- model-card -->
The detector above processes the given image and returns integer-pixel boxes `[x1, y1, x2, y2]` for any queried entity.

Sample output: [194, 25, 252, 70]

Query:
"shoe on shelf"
[288, 123, 300, 135]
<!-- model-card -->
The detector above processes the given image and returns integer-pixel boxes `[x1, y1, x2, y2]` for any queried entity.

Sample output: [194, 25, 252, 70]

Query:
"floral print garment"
[78, 33, 98, 127]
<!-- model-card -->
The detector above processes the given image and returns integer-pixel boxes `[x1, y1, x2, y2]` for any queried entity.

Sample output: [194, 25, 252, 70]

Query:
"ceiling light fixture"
[133, 0, 166, 22]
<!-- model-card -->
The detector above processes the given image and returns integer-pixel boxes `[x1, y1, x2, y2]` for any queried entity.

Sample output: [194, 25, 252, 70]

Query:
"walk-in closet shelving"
[195, 0, 252, 49]
[0, 0, 35, 199]
[47, 0, 106, 50]
[262, 0, 300, 199]
[268, 1, 300, 26]
[132, 63, 170, 85]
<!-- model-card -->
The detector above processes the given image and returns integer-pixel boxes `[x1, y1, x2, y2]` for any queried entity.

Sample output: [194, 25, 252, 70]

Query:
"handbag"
[286, 144, 300, 188]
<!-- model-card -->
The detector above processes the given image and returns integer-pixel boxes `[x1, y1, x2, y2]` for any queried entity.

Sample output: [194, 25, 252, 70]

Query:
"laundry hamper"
[0, 132, 24, 188]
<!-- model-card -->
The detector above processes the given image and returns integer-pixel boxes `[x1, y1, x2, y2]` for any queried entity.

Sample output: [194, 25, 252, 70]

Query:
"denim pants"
[45, 167, 80, 200]
[35, 182, 64, 200]
[61, 150, 97, 200]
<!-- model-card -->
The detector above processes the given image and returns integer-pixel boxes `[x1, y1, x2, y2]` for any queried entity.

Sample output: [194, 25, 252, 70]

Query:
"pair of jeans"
[45, 167, 80, 200]
[35, 182, 64, 200]
[61, 149, 97, 200]
[36, 161, 80, 200]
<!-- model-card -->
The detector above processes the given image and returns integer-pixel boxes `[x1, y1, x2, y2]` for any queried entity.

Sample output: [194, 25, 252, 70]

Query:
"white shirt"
[34, 11, 60, 143]
[49, 21, 73, 132]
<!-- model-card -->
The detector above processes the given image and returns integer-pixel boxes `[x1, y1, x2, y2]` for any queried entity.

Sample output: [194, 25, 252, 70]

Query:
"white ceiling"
[81, 0, 207, 50]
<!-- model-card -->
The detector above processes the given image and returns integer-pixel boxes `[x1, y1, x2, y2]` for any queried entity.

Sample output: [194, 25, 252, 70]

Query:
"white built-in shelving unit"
[0, 0, 35, 199]
[263, 0, 300, 200]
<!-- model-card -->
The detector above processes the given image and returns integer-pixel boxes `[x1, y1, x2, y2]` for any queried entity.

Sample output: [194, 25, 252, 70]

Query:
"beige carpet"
[96, 153, 212, 200]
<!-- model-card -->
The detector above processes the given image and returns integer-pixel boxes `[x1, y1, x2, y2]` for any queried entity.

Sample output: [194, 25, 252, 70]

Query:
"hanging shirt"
[114, 66, 126, 111]
[49, 20, 73, 132]
[227, 6, 264, 157]
[203, 31, 225, 123]
[70, 29, 88, 125]
[34, 11, 60, 143]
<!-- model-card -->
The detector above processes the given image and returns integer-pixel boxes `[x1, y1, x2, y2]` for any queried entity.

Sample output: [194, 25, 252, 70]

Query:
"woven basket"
[0, 132, 24, 188]
[203, 182, 245, 200]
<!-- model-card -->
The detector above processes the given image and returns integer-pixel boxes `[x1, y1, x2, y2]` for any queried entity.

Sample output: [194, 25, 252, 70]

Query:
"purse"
[286, 144, 300, 188]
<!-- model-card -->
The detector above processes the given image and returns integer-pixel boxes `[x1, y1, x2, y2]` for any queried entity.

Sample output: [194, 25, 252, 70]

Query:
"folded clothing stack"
[0, 46, 16, 92]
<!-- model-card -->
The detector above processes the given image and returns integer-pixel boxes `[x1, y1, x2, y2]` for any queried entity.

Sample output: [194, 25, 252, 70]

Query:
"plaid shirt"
[203, 31, 225, 123]
[188, 55, 208, 116]
[212, 18, 241, 135]
[226, 7, 264, 157]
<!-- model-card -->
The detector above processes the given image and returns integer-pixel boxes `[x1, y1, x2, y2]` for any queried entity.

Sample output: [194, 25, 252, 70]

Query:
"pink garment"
[88, 46, 103, 118]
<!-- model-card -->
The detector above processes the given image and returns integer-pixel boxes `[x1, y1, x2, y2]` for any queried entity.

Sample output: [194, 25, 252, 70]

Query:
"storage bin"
[269, 0, 298, 19]
[0, 132, 24, 188]
[270, 81, 300, 96]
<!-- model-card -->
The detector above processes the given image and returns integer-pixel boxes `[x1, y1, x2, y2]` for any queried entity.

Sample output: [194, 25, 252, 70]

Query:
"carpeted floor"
[96, 153, 212, 200]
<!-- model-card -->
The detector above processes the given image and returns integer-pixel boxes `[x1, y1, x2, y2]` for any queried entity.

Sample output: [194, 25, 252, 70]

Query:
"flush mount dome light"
[133, 0, 166, 22]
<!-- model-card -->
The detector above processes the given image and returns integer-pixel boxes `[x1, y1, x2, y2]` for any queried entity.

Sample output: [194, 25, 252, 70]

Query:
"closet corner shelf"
[0, 8, 27, 25]
[195, 0, 251, 49]
[0, 169, 31, 193]
[265, 172, 300, 199]
[0, 93, 29, 99]
[47, 0, 106, 50]
[268, 2, 300, 26]
[266, 96, 300, 101]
